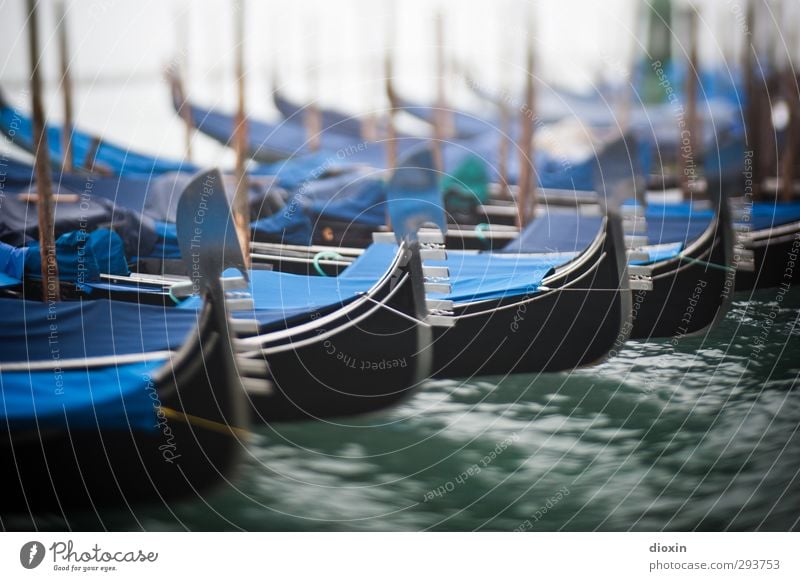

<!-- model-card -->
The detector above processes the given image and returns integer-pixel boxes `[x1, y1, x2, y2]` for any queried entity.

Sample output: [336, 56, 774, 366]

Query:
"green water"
[16, 288, 800, 531]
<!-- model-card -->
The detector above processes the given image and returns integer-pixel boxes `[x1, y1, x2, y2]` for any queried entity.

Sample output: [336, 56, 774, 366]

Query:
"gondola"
[0, 86, 339, 188]
[385, 69, 742, 190]
[272, 88, 488, 140]
[271, 76, 645, 140]
[5, 137, 633, 381]
[387, 94, 499, 140]
[495, 143, 799, 294]
[0, 87, 195, 177]
[2, 81, 736, 343]
[272, 87, 368, 138]
[2, 108, 735, 343]
[250, 145, 634, 377]
[629, 197, 734, 339]
[173, 82, 599, 189]
[168, 72, 375, 164]
[464, 137, 736, 340]
[248, 134, 734, 340]
[456, 68, 741, 148]
[733, 198, 800, 290]
[171, 159, 448, 421]
[169, 72, 581, 185]
[0, 169, 254, 515]
[500, 132, 800, 293]
[1, 158, 444, 422]
[0, 154, 292, 280]
[429, 212, 632, 375]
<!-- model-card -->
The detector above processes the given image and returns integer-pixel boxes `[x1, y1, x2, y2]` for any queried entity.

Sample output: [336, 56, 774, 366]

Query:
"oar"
[496, 2, 513, 199]
[55, 0, 74, 173]
[165, 65, 197, 163]
[173, 1, 193, 162]
[360, 0, 379, 142]
[232, 0, 251, 268]
[432, 10, 449, 173]
[27, 0, 60, 302]
[304, 8, 322, 153]
[743, 0, 761, 198]
[779, 6, 799, 201]
[515, 2, 536, 227]
[617, 0, 642, 132]
[384, 1, 399, 171]
[756, 3, 780, 190]
[680, 6, 699, 199]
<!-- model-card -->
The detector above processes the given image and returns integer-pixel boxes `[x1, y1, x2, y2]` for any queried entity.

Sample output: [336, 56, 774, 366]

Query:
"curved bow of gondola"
[235, 147, 456, 421]
[431, 198, 631, 378]
[0, 83, 193, 177]
[237, 237, 434, 421]
[627, 170, 735, 340]
[272, 88, 364, 137]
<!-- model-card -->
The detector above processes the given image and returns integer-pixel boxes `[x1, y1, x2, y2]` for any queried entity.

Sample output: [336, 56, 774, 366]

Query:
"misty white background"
[0, 0, 762, 166]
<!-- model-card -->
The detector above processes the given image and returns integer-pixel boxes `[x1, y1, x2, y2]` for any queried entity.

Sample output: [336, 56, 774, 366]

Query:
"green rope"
[475, 222, 490, 244]
[678, 255, 736, 273]
[312, 251, 345, 277]
[167, 287, 182, 305]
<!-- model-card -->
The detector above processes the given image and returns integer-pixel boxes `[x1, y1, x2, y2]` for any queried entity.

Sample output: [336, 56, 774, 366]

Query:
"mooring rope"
[162, 407, 252, 440]
[312, 250, 347, 277]
[474, 222, 490, 243]
[677, 255, 736, 273]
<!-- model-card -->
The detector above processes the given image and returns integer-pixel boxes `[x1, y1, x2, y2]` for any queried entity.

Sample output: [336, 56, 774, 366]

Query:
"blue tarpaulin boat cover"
[303, 172, 388, 227]
[178, 244, 402, 329]
[0, 186, 158, 259]
[178, 240, 571, 328]
[0, 298, 197, 363]
[251, 210, 314, 246]
[502, 204, 709, 261]
[273, 91, 368, 137]
[747, 200, 800, 230]
[0, 273, 20, 287]
[251, 171, 387, 244]
[183, 99, 362, 161]
[23, 229, 130, 284]
[333, 242, 573, 304]
[0, 98, 196, 177]
[0, 298, 199, 429]
[257, 153, 361, 190]
[0, 157, 286, 230]
[428, 249, 572, 302]
[2, 359, 168, 430]
[0, 241, 26, 284]
[501, 209, 605, 254]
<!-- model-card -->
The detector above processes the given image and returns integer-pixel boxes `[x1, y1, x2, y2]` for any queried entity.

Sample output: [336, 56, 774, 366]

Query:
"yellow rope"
[162, 407, 252, 440]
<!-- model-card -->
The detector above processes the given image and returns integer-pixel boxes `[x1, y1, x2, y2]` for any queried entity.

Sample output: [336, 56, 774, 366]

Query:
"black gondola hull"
[244, 255, 431, 422]
[0, 300, 247, 517]
[735, 221, 800, 290]
[432, 215, 631, 377]
[629, 203, 734, 339]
